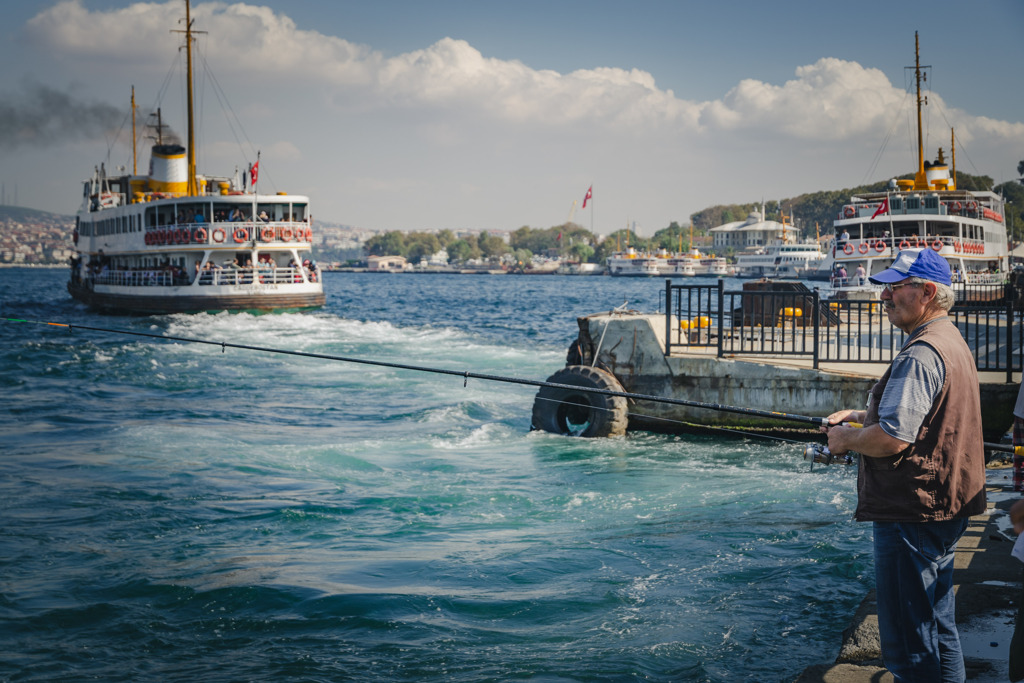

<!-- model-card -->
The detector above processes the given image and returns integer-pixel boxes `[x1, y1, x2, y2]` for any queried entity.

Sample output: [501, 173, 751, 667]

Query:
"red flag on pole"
[250, 160, 260, 186]
[582, 185, 592, 209]
[870, 196, 889, 220]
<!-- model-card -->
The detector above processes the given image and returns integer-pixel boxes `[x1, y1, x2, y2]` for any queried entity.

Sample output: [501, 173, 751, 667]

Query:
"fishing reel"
[803, 444, 854, 468]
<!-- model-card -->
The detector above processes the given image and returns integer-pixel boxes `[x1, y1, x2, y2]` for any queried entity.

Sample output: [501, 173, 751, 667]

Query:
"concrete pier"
[570, 310, 1018, 442]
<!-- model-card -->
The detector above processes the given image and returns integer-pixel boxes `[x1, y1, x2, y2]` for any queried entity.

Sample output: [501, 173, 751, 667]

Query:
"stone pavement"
[794, 463, 1023, 683]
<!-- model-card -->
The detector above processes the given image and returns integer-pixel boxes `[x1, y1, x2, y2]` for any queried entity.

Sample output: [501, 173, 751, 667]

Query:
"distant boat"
[664, 249, 731, 277]
[606, 248, 662, 277]
[67, 0, 324, 314]
[735, 241, 825, 279]
[824, 33, 1008, 300]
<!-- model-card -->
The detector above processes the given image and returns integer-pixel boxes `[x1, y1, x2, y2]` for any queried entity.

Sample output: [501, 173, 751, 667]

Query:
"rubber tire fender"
[531, 365, 628, 437]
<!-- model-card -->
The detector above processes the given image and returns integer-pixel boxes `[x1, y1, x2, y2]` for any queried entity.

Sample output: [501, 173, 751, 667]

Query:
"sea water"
[0, 268, 870, 682]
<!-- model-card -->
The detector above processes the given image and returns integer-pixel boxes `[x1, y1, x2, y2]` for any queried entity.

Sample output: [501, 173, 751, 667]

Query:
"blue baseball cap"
[869, 248, 952, 286]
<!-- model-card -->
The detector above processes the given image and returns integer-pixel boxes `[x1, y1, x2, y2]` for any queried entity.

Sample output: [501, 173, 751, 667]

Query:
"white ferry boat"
[665, 249, 731, 277]
[67, 1, 324, 315]
[827, 33, 1007, 299]
[735, 242, 825, 279]
[606, 248, 662, 277]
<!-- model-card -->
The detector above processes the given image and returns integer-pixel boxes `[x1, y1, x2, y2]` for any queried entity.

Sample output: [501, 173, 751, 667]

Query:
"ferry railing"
[196, 266, 308, 286]
[664, 279, 1020, 378]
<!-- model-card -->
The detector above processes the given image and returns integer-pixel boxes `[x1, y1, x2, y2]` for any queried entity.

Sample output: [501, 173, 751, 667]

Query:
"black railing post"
[813, 290, 820, 370]
[664, 279, 672, 357]
[1008, 292, 1014, 383]
[717, 279, 725, 358]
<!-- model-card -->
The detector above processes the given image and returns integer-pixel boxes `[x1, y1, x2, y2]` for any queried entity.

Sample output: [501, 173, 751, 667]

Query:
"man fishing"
[823, 248, 986, 683]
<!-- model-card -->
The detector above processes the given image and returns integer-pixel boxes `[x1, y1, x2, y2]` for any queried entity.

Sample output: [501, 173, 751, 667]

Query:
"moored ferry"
[734, 241, 825, 279]
[67, 1, 324, 315]
[664, 249, 731, 278]
[606, 248, 662, 277]
[827, 33, 1007, 299]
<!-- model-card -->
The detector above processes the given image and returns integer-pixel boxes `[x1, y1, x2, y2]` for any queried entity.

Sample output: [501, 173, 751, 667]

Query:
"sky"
[1, 0, 1022, 236]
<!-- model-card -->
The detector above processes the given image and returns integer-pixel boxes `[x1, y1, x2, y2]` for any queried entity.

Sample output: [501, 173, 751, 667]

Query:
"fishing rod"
[5, 316, 1020, 457]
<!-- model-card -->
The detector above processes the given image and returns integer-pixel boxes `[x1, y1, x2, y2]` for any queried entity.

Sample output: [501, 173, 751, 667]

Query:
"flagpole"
[251, 150, 260, 224]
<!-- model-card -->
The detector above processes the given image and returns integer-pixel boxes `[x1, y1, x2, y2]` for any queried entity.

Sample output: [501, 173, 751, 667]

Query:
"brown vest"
[856, 317, 986, 522]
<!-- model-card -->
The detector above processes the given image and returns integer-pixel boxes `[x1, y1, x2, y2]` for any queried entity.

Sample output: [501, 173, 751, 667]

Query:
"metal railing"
[664, 279, 1023, 380]
[92, 266, 315, 287]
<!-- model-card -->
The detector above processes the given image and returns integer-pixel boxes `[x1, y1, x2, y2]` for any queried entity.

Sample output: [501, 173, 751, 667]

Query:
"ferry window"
[291, 204, 307, 221]
[907, 197, 920, 210]
[924, 196, 938, 210]
[891, 198, 903, 210]
[212, 204, 235, 222]
[256, 204, 277, 221]
[145, 207, 155, 229]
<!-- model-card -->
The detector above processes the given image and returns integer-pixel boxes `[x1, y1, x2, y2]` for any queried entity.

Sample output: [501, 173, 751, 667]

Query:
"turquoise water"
[0, 269, 870, 682]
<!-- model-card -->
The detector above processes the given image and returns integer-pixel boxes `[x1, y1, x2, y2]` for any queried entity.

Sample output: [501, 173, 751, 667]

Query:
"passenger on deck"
[855, 263, 867, 286]
[229, 208, 243, 222]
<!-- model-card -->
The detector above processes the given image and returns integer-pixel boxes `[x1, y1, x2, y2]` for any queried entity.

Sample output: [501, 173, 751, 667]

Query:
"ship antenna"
[950, 127, 957, 191]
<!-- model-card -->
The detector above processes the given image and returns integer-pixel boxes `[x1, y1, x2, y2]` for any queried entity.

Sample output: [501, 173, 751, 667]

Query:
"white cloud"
[25, 1, 1022, 150]
[14, 1, 1024, 231]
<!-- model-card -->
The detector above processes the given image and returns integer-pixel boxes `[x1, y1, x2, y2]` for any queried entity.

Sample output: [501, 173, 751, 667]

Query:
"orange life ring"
[967, 201, 977, 212]
[194, 227, 208, 243]
[843, 243, 854, 255]
[233, 227, 249, 243]
[281, 226, 294, 242]
[157, 230, 166, 245]
[953, 240, 960, 252]
[858, 242, 869, 254]
[176, 228, 185, 244]
[844, 206, 855, 218]
[951, 201, 962, 213]
[899, 239, 910, 250]
[144, 232, 151, 245]
[874, 240, 885, 253]
[261, 226, 275, 242]
[306, 227, 313, 242]
[212, 227, 226, 243]
[931, 239, 942, 251]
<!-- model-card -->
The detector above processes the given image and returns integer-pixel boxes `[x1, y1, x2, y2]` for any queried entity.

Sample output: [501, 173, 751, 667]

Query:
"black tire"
[531, 365, 628, 437]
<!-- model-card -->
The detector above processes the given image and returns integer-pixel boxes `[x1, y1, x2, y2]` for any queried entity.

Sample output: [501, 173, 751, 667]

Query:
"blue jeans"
[873, 519, 970, 683]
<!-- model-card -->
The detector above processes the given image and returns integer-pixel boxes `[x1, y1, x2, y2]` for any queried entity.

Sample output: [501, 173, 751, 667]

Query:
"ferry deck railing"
[664, 279, 1022, 381]
[93, 266, 317, 287]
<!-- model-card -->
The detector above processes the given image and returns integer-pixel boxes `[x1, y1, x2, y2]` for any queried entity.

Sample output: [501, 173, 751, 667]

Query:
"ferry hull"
[68, 282, 325, 314]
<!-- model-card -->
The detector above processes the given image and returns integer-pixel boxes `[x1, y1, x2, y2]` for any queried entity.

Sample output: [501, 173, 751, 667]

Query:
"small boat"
[825, 33, 1008, 301]
[67, 0, 324, 314]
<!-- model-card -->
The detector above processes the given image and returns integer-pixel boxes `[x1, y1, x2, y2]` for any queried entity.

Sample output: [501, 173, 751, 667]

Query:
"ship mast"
[131, 86, 137, 176]
[184, 0, 197, 196]
[912, 31, 931, 191]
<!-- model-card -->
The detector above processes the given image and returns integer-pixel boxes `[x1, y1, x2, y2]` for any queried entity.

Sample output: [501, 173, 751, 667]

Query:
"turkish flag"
[871, 196, 889, 220]
[250, 160, 260, 186]
[582, 185, 592, 209]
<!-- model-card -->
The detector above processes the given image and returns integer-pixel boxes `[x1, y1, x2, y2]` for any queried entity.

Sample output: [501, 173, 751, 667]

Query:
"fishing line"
[2, 316, 833, 428]
[5, 316, 1020, 456]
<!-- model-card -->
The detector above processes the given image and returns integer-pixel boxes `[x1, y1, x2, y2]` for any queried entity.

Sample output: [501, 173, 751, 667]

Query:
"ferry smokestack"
[147, 143, 187, 194]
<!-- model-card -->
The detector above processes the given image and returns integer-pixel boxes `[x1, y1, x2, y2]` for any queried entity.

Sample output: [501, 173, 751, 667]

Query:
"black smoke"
[0, 83, 123, 149]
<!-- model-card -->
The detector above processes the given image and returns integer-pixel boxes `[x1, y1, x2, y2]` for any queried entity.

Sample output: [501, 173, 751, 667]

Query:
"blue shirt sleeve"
[876, 342, 945, 443]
